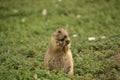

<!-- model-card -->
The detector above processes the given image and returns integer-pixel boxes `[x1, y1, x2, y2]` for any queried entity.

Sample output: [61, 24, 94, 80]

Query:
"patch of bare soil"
[98, 53, 120, 79]
[111, 53, 120, 64]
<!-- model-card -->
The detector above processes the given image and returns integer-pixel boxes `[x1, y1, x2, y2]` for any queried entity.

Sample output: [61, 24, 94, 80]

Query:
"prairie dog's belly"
[48, 54, 70, 72]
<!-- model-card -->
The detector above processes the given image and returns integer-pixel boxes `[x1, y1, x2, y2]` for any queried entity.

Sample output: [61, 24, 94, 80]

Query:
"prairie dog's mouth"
[56, 39, 64, 46]
[56, 38, 70, 46]
[59, 38, 65, 42]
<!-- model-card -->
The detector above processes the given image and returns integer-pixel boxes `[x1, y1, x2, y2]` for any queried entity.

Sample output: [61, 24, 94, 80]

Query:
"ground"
[0, 0, 120, 80]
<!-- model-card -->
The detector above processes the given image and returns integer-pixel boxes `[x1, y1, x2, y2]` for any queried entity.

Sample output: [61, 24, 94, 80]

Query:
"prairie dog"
[44, 28, 73, 76]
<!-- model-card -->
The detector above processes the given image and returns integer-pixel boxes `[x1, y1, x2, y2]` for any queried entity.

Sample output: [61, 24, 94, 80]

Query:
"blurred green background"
[0, 0, 120, 80]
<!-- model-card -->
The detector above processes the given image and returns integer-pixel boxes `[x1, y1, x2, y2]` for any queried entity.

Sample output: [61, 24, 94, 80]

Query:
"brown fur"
[44, 28, 73, 76]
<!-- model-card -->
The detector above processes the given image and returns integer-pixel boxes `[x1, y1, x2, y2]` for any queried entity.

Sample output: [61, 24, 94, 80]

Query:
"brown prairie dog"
[44, 28, 73, 76]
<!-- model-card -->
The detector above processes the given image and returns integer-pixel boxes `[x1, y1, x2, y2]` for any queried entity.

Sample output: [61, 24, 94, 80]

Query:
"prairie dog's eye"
[58, 30, 61, 33]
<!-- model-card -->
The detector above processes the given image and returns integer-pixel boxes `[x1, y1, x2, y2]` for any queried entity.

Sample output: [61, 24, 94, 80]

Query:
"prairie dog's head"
[52, 28, 70, 47]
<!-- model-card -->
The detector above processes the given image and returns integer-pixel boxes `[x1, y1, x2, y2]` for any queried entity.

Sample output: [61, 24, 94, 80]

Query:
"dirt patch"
[111, 53, 120, 64]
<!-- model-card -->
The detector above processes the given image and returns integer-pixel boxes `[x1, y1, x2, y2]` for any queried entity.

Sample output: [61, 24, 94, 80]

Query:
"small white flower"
[21, 18, 26, 23]
[13, 9, 18, 13]
[34, 74, 37, 79]
[73, 34, 77, 37]
[76, 14, 81, 19]
[42, 9, 47, 16]
[88, 37, 96, 41]
[100, 36, 106, 39]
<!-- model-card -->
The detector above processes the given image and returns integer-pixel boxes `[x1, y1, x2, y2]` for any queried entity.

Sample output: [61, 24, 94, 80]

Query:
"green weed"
[0, 0, 120, 80]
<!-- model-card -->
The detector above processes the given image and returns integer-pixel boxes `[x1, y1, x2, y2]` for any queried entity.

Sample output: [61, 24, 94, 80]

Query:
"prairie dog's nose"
[66, 40, 70, 44]
[64, 35, 67, 39]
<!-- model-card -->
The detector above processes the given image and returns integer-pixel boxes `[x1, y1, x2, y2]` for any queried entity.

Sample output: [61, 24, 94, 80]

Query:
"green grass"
[0, 0, 120, 80]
